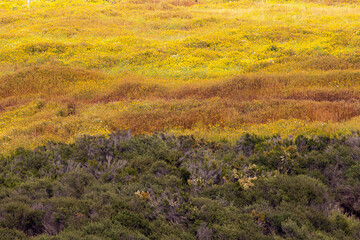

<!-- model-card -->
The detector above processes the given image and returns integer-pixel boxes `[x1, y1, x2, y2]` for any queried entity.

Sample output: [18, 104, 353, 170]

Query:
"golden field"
[1, 0, 360, 153]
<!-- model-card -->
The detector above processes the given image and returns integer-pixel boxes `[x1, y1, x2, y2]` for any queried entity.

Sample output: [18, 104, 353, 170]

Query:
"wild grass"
[1, 0, 360, 152]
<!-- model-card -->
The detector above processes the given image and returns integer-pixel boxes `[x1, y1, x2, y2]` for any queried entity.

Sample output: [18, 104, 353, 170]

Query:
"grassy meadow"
[1, 0, 360, 152]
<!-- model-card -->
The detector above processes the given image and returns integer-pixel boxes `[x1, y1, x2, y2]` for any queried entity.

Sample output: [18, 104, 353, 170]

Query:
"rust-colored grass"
[0, 65, 102, 98]
[2, 65, 360, 137]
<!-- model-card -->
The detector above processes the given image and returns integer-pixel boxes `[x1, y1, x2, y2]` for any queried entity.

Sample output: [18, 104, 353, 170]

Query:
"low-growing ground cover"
[1, 0, 360, 152]
[1, 131, 360, 239]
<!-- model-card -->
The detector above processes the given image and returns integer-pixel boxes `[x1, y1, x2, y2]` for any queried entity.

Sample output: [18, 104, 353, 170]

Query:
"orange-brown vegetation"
[1, 64, 360, 137]
[0, 65, 102, 98]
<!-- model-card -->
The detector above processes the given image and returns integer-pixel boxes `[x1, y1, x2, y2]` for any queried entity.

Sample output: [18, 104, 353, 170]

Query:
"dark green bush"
[0, 202, 44, 236]
[0, 228, 27, 240]
[248, 175, 329, 207]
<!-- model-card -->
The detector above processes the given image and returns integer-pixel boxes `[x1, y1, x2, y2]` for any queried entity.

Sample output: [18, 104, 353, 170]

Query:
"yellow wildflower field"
[1, 0, 360, 153]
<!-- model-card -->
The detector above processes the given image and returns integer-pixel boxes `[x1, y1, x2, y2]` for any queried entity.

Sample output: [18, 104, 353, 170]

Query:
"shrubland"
[1, 131, 360, 239]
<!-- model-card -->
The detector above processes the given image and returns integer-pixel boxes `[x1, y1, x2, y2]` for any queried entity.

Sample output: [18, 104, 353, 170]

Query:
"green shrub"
[0, 228, 27, 240]
[0, 202, 44, 236]
[248, 175, 329, 208]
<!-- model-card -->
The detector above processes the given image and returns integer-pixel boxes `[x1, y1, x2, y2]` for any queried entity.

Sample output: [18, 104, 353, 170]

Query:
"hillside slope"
[1, 0, 360, 150]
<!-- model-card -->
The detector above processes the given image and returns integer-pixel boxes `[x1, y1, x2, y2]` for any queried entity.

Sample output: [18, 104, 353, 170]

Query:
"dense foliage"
[1, 130, 360, 239]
